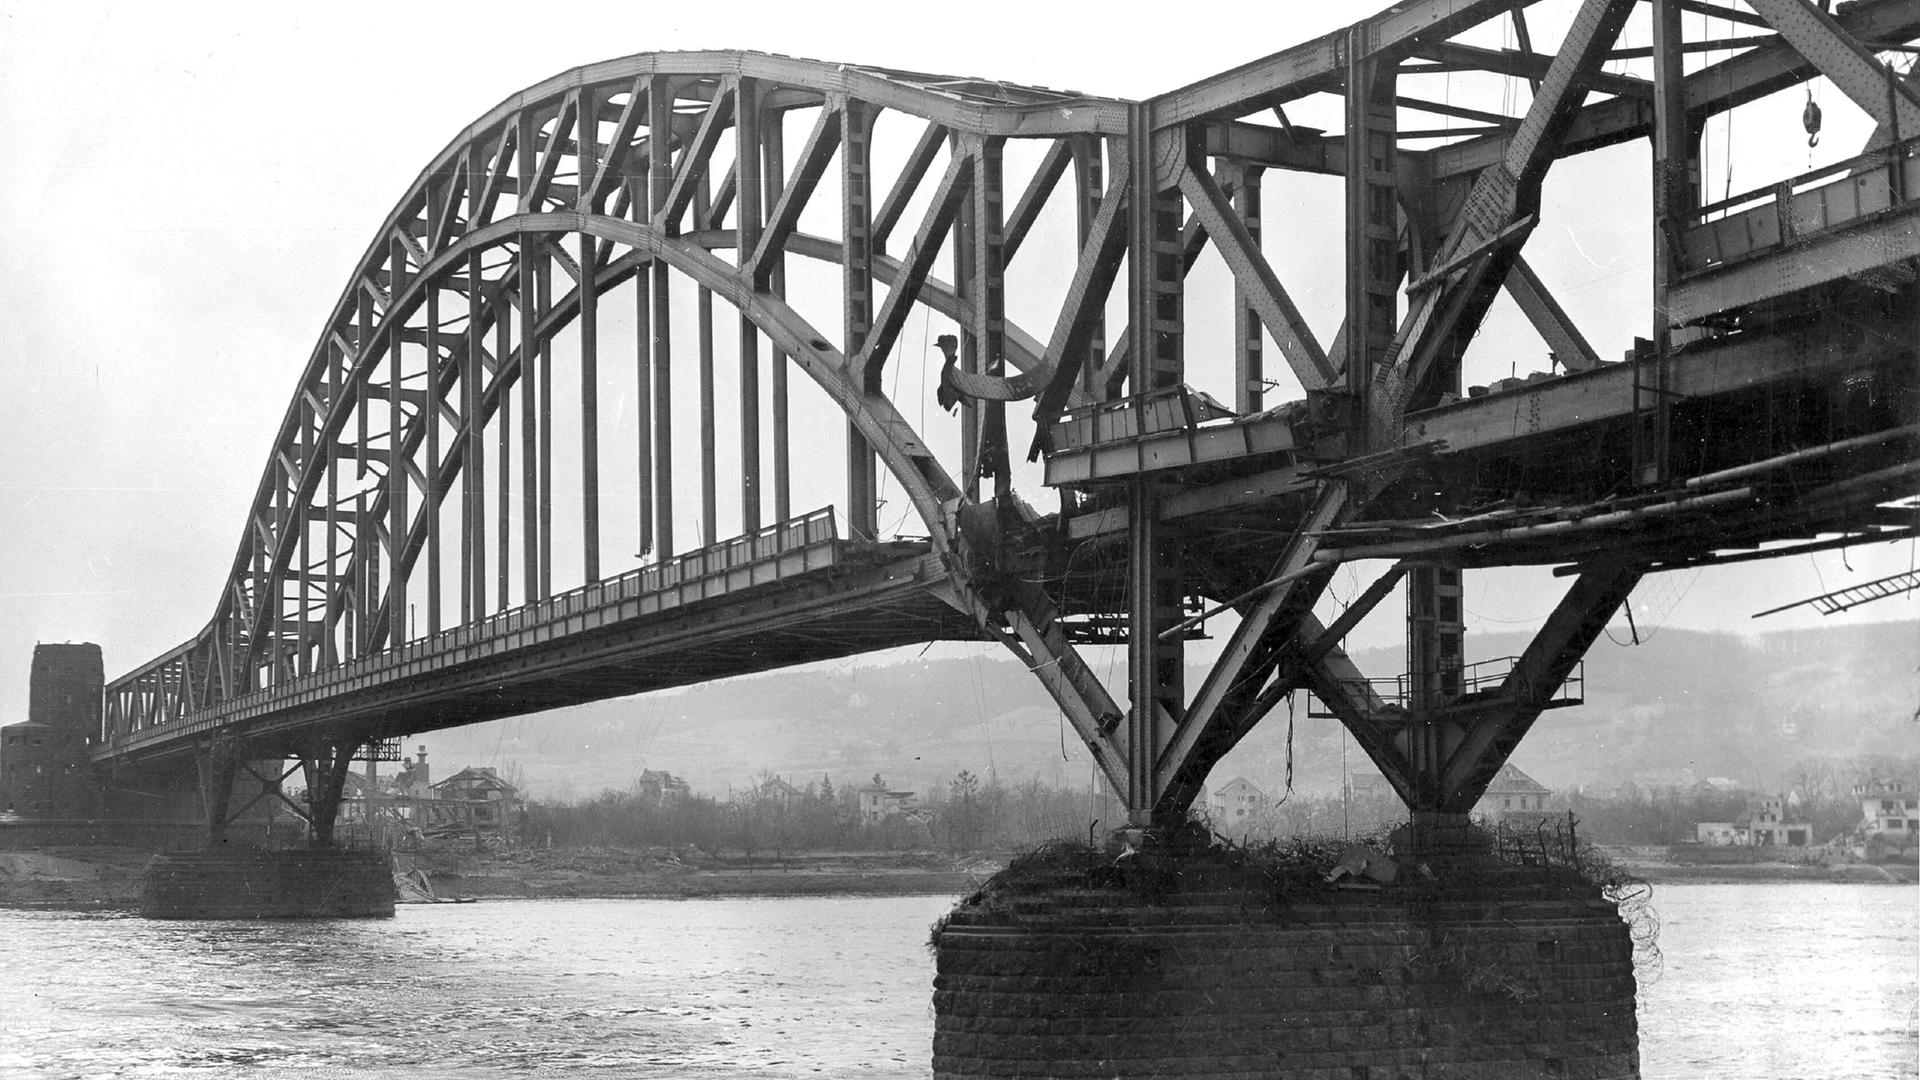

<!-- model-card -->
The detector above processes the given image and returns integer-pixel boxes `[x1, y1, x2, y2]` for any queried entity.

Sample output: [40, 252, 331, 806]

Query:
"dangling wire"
[1279, 691, 1296, 805]
[1720, 10, 1735, 201]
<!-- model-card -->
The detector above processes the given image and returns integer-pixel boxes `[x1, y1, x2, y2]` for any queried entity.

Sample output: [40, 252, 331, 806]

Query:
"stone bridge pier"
[138, 735, 398, 918]
[930, 818, 1640, 1080]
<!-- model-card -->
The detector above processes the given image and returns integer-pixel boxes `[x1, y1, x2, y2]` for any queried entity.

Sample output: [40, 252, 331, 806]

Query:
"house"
[635, 769, 691, 806]
[1693, 795, 1813, 847]
[858, 780, 917, 824]
[1742, 796, 1812, 847]
[1209, 777, 1268, 823]
[430, 766, 523, 834]
[1856, 779, 1918, 839]
[757, 775, 803, 806]
[1480, 763, 1553, 820]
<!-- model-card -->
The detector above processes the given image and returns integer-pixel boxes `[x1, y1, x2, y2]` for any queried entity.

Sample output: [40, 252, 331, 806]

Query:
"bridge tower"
[0, 644, 104, 818]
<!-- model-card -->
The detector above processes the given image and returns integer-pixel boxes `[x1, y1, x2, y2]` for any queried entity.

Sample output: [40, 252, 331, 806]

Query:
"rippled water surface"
[0, 885, 1913, 1078]
[0, 895, 953, 1078]
[1638, 884, 1916, 1080]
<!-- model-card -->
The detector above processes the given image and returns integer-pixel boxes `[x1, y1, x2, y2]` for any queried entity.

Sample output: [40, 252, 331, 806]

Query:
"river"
[0, 884, 1912, 1079]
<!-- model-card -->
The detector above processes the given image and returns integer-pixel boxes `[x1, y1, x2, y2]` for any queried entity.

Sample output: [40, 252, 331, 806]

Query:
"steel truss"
[101, 1, 1919, 842]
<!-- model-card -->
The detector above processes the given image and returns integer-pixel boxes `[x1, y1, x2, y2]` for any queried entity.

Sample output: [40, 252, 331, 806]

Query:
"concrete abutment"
[931, 842, 1639, 1079]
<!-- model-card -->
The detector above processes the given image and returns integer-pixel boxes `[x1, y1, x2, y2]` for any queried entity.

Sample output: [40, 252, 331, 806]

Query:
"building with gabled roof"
[428, 766, 522, 837]
[858, 779, 917, 824]
[1479, 763, 1553, 821]
[1208, 776, 1268, 823]
[757, 775, 803, 806]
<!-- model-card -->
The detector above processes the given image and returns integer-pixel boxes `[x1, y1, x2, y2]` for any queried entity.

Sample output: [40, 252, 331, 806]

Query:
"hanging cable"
[1719, 10, 1735, 200]
[1281, 691, 1297, 805]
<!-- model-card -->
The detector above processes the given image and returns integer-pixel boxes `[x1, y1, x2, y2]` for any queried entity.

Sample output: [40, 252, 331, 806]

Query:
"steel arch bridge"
[99, 0, 1918, 842]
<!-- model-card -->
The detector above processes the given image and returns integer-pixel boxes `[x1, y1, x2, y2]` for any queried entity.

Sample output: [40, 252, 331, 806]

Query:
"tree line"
[1205, 752, 1917, 848]
[515, 751, 1916, 855]
[522, 769, 1129, 857]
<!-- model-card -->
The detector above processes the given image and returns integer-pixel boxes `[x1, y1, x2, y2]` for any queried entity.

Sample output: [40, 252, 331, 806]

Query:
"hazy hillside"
[420, 620, 1918, 803]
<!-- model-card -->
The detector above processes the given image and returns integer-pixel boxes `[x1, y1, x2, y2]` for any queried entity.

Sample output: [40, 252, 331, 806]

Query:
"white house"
[858, 781, 917, 824]
[1208, 777, 1268, 822]
[1857, 779, 1919, 839]
[1480, 763, 1553, 820]
[1693, 795, 1813, 847]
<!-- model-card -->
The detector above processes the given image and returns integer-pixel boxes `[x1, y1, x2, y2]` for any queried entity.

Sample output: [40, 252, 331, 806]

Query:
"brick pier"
[931, 845, 1638, 1079]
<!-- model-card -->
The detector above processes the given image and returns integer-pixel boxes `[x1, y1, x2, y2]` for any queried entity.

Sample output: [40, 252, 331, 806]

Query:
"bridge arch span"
[112, 52, 1136, 743]
[100, 50, 1159, 799]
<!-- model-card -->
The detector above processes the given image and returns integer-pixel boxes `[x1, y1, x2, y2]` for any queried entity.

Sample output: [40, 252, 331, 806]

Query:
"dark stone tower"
[0, 643, 105, 816]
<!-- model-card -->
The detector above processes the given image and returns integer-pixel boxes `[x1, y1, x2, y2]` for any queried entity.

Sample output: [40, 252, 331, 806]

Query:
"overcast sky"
[0, 1, 1913, 722]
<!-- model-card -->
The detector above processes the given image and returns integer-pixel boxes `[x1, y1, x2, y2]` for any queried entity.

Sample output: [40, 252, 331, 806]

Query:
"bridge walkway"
[99, 509, 978, 766]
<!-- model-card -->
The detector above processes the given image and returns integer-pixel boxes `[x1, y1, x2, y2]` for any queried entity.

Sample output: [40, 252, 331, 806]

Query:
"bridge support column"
[145, 738, 394, 919]
[298, 740, 360, 848]
[1309, 562, 1642, 862]
[1120, 105, 1187, 828]
[195, 744, 239, 845]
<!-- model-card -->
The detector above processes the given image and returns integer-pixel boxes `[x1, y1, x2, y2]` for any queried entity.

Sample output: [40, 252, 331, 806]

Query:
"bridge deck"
[100, 511, 978, 765]
[1671, 135, 1919, 323]
[1059, 310, 1911, 535]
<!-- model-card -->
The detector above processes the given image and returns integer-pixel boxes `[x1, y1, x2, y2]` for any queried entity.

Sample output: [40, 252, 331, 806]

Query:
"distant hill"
[419, 620, 1918, 803]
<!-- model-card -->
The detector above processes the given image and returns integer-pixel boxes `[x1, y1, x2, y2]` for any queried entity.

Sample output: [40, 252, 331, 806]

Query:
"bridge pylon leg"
[1120, 102, 1188, 830]
[1313, 562, 1642, 858]
[195, 744, 239, 845]
[297, 740, 361, 848]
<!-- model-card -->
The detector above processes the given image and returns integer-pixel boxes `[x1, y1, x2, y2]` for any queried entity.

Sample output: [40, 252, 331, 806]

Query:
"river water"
[0, 884, 1912, 1079]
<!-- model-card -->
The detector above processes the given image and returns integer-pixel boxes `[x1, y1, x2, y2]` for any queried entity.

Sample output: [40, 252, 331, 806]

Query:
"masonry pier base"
[140, 846, 397, 919]
[931, 833, 1639, 1079]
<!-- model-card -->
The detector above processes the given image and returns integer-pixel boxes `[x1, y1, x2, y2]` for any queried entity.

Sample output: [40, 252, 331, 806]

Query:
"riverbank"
[396, 846, 994, 901]
[0, 845, 996, 909]
[1597, 844, 1918, 884]
[1, 843, 1911, 910]
[0, 848, 153, 908]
